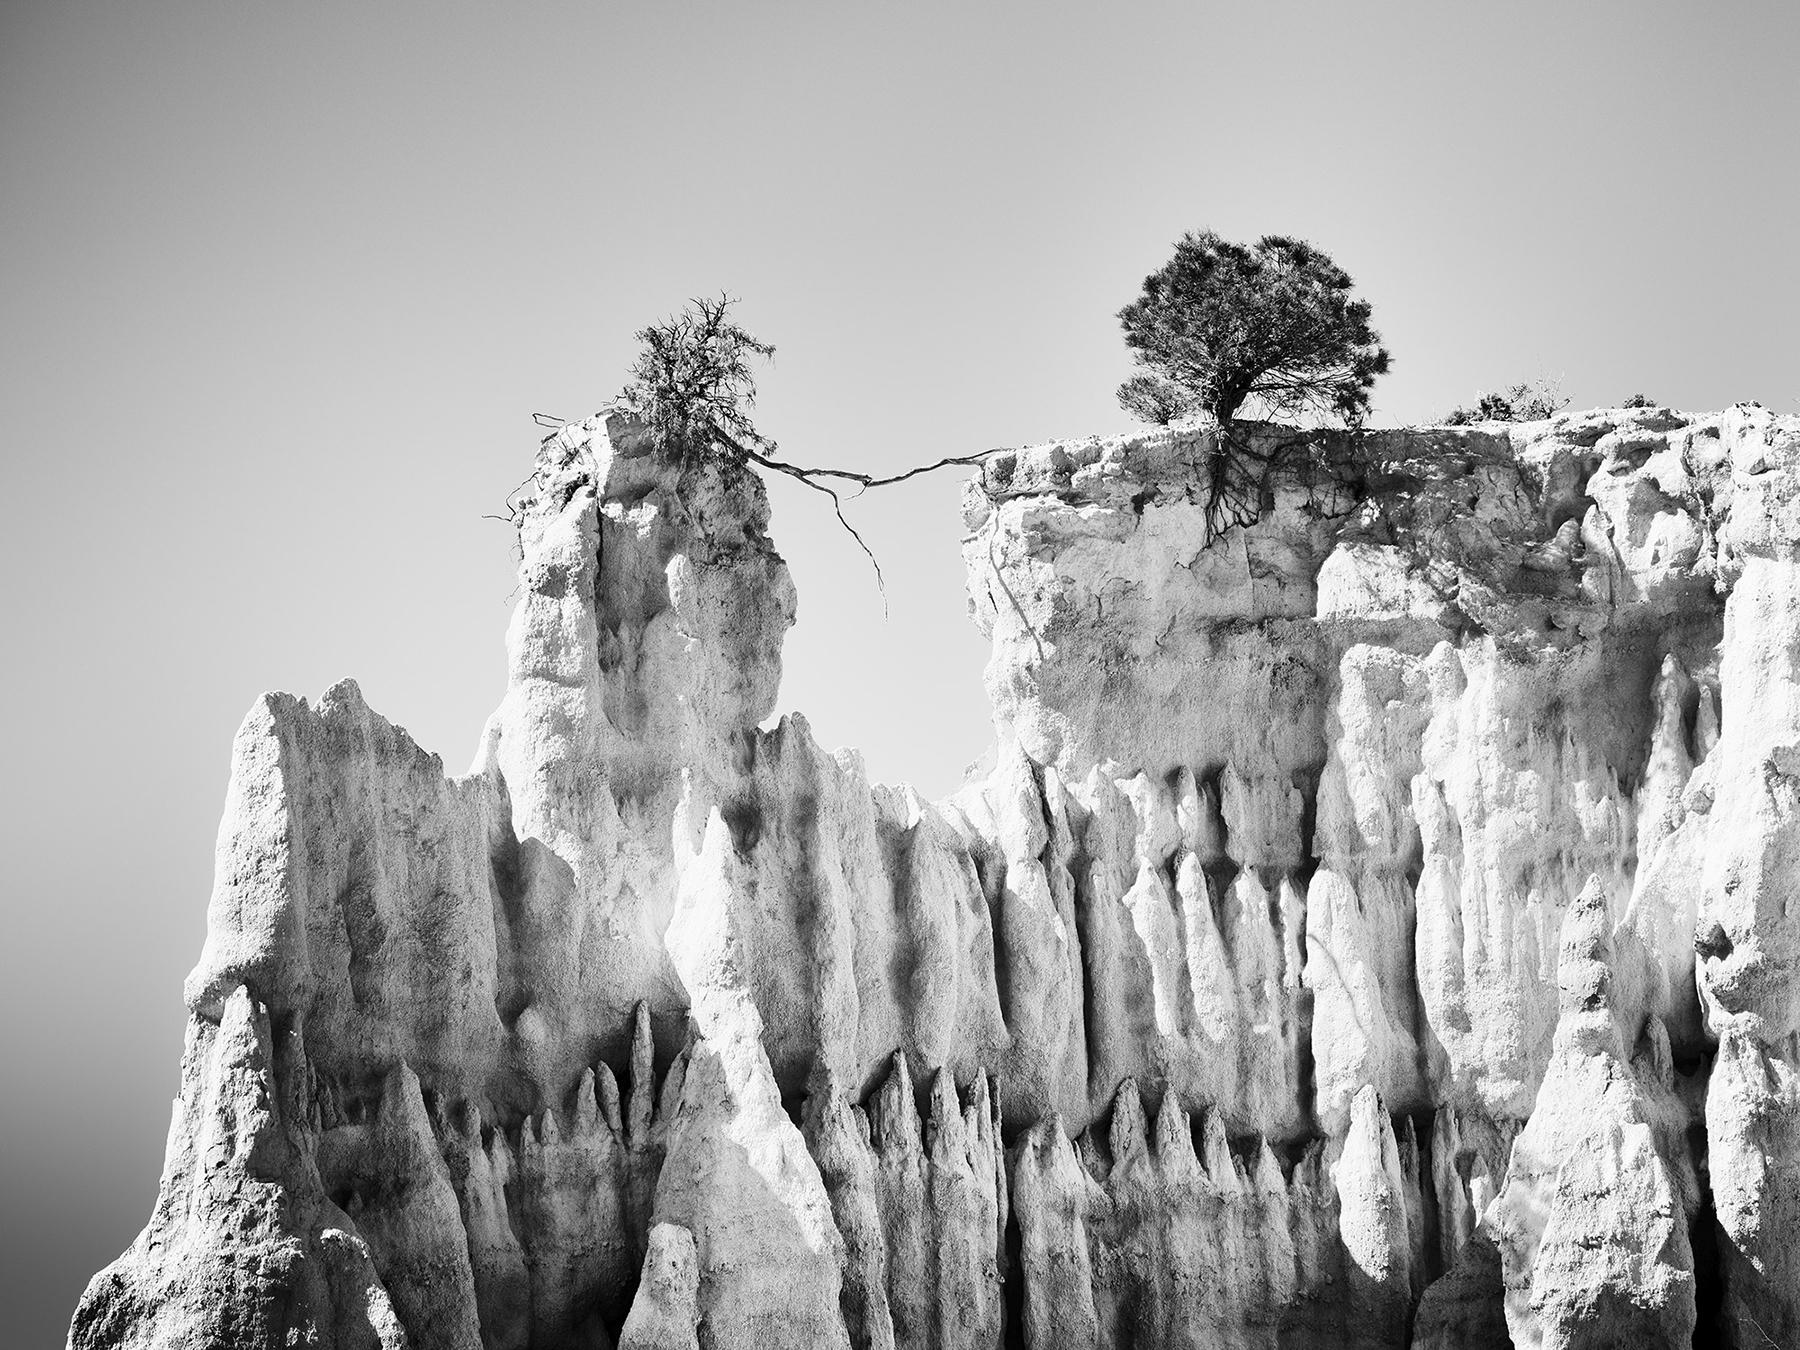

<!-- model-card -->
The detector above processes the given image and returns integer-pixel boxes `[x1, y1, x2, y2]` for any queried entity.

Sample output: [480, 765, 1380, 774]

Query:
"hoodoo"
[73, 403, 1800, 1348]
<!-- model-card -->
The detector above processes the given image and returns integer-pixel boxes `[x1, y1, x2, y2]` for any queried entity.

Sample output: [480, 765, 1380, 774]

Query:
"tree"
[1115, 231, 1391, 537]
[611, 292, 775, 459]
[1117, 231, 1391, 428]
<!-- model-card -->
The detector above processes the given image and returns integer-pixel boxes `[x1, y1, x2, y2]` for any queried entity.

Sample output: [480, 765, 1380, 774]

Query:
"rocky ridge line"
[73, 403, 1800, 1349]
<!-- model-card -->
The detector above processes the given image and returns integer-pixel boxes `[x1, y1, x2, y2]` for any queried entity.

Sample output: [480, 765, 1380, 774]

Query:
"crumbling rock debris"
[73, 404, 1800, 1347]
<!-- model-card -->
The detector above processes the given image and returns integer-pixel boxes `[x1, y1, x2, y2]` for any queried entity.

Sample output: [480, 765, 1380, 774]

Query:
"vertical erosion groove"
[85, 410, 1797, 1349]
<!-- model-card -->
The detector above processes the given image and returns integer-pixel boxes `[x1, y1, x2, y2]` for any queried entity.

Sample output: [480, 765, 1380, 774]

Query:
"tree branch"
[709, 429, 1011, 604]
[716, 431, 890, 599]
[721, 437, 1003, 496]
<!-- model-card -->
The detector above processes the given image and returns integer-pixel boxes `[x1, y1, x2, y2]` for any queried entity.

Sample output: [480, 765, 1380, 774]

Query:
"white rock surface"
[1696, 404, 1800, 1346]
[70, 987, 409, 1350]
[75, 404, 1800, 1348]
[1486, 879, 1698, 1348]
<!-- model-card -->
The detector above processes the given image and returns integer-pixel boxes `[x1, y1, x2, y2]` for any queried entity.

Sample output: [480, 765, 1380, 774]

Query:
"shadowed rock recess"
[73, 404, 1800, 1349]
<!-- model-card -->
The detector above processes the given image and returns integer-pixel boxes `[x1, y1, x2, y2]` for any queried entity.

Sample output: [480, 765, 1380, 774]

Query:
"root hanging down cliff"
[72, 402, 1800, 1349]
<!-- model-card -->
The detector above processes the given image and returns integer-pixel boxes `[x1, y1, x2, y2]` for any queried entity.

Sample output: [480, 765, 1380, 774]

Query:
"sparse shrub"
[1442, 378, 1569, 425]
[610, 293, 776, 462]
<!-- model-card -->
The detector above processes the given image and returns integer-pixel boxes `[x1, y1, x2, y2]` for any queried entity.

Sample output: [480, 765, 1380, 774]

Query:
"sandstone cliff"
[72, 402, 1800, 1349]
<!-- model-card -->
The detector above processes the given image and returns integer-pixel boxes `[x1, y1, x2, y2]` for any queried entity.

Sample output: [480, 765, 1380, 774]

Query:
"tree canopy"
[1112, 232, 1392, 540]
[611, 293, 776, 459]
[1116, 231, 1391, 428]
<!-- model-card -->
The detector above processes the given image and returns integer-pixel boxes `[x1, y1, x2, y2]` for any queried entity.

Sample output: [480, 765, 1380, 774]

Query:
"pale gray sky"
[4, 1, 1796, 1339]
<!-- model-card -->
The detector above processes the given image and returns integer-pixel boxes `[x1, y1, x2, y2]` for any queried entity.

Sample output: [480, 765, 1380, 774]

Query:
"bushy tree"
[1116, 231, 1391, 428]
[610, 293, 776, 461]
[1113, 231, 1390, 539]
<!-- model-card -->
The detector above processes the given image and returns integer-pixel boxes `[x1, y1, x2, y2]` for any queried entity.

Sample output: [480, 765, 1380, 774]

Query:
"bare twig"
[1740, 1311, 1780, 1350]
[757, 449, 1007, 496]
[483, 469, 541, 529]
[715, 431, 1003, 497]
[716, 431, 890, 599]
[711, 431, 1012, 612]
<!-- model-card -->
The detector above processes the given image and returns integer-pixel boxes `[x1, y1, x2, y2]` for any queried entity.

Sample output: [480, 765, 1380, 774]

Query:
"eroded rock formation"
[73, 402, 1800, 1348]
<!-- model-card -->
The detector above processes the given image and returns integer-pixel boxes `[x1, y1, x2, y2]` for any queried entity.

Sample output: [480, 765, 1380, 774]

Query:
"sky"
[2, 0, 1796, 1339]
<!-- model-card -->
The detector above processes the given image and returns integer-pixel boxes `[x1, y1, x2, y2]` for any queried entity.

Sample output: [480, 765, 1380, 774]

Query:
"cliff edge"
[72, 403, 1800, 1349]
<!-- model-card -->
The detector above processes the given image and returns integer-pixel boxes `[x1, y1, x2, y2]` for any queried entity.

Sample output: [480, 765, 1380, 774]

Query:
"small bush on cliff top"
[1441, 378, 1570, 425]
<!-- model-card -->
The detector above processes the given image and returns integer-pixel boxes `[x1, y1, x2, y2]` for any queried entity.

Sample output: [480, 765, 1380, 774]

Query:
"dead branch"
[712, 429, 1011, 604]
[714, 430, 890, 597]
[483, 468, 541, 530]
[761, 448, 1007, 497]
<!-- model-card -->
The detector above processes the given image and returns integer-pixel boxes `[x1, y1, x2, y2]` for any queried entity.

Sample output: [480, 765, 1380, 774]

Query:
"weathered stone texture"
[74, 404, 1800, 1348]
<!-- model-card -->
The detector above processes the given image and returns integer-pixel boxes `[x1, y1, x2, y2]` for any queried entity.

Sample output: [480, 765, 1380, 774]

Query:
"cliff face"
[72, 403, 1800, 1350]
